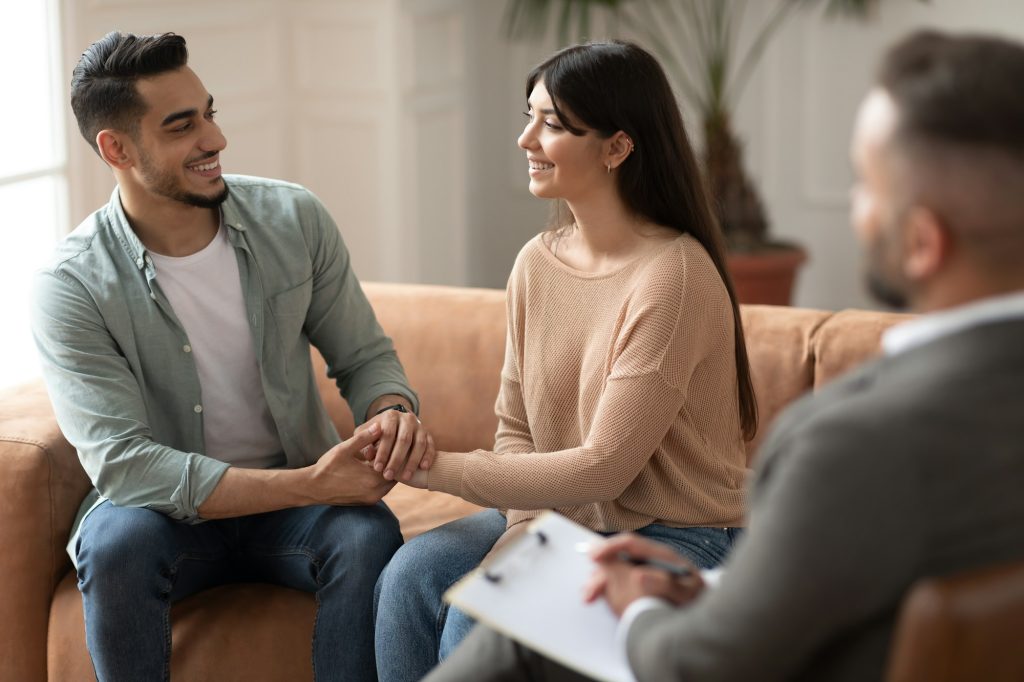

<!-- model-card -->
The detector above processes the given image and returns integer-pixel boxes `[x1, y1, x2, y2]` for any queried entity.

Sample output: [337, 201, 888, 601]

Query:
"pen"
[575, 542, 694, 578]
[614, 552, 693, 578]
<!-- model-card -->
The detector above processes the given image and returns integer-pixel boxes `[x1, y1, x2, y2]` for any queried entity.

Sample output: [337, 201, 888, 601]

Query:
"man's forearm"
[197, 466, 315, 519]
[197, 425, 392, 519]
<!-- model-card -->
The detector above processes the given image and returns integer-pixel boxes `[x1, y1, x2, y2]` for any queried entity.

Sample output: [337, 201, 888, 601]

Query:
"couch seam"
[804, 311, 836, 386]
[0, 434, 52, 449]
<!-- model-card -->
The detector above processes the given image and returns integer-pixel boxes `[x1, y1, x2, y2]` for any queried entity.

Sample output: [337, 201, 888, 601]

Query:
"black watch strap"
[374, 403, 409, 417]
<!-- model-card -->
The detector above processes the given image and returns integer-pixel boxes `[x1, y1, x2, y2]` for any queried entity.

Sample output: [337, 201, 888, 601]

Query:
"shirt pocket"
[268, 276, 313, 342]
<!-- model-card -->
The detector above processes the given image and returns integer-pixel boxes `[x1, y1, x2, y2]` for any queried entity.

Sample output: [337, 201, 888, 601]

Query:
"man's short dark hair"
[879, 30, 1024, 157]
[70, 31, 188, 156]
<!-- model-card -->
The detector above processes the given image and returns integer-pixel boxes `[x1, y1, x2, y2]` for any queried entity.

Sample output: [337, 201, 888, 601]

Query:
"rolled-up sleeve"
[299, 193, 417, 424]
[32, 269, 229, 521]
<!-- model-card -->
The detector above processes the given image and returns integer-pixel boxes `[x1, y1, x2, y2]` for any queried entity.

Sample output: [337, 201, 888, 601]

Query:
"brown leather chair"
[887, 559, 1024, 682]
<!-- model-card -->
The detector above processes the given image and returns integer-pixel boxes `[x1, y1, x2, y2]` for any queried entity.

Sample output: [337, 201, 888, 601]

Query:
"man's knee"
[319, 503, 403, 570]
[76, 505, 182, 595]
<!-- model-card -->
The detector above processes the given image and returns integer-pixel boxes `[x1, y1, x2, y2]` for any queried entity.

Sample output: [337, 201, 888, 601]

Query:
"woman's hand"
[404, 466, 429, 490]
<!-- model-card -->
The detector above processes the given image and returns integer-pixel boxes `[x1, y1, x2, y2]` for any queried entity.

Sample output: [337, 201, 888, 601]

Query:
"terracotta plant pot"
[726, 245, 807, 306]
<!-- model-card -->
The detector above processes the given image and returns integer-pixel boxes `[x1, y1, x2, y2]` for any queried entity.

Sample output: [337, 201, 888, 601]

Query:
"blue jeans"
[373, 509, 742, 682]
[75, 500, 403, 682]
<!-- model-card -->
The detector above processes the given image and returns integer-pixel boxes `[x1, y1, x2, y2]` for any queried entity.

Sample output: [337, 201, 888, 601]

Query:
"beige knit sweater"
[428, 232, 747, 531]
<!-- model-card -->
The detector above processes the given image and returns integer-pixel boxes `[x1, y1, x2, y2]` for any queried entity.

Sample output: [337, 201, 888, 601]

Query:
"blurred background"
[2, 0, 1023, 388]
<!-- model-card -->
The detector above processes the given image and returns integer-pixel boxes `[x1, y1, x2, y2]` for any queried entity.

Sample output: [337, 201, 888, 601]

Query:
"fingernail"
[403, 471, 411, 481]
[420, 461, 429, 469]
[374, 463, 383, 472]
[384, 470, 394, 480]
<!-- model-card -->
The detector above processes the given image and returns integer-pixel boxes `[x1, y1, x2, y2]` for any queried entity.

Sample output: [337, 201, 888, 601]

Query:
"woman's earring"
[606, 163, 612, 174]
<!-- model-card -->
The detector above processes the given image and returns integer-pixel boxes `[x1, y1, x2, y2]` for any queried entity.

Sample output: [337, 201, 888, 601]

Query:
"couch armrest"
[886, 559, 1024, 682]
[0, 380, 91, 682]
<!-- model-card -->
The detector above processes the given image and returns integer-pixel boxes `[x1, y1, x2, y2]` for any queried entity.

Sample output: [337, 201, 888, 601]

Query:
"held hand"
[582, 534, 704, 617]
[357, 407, 437, 482]
[310, 424, 396, 505]
[403, 466, 429, 490]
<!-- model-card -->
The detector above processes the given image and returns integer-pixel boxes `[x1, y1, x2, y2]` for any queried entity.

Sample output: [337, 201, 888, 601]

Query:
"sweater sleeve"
[428, 268, 716, 509]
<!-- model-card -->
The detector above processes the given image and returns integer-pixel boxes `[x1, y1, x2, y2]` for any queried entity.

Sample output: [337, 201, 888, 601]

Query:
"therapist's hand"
[582, 534, 704, 617]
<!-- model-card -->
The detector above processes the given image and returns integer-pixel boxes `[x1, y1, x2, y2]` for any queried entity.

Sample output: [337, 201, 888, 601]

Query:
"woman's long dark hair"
[527, 41, 758, 441]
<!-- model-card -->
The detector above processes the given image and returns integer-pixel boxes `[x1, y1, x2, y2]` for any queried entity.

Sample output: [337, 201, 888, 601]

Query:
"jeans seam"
[159, 554, 188, 682]
[434, 573, 468, 645]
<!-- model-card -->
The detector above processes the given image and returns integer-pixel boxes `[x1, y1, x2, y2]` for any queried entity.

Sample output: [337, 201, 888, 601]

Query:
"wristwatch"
[374, 403, 409, 417]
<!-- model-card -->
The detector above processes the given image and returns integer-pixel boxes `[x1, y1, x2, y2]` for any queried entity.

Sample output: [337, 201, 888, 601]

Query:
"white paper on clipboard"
[443, 511, 637, 682]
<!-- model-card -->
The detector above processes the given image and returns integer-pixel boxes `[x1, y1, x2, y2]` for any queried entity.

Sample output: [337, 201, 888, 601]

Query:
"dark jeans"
[75, 500, 403, 682]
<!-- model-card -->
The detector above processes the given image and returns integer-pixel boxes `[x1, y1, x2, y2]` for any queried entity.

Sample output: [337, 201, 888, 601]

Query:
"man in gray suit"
[423, 29, 1024, 682]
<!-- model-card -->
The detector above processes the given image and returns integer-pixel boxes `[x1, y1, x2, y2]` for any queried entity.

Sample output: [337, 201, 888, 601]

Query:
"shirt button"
[183, 344, 192, 353]
[136, 257, 144, 267]
[193, 404, 203, 414]
[150, 293, 156, 300]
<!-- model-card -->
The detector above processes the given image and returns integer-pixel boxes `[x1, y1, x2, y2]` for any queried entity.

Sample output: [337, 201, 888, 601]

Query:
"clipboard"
[443, 511, 637, 682]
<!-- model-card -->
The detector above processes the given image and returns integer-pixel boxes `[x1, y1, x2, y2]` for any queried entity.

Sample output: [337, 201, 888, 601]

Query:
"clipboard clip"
[483, 529, 548, 584]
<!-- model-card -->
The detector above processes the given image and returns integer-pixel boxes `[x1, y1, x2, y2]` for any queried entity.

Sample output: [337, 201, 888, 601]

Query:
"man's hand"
[307, 424, 397, 505]
[582, 534, 704, 617]
[359, 395, 437, 482]
[199, 425, 394, 519]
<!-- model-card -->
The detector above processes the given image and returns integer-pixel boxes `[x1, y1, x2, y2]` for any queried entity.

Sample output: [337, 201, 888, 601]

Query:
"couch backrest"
[315, 283, 911, 465]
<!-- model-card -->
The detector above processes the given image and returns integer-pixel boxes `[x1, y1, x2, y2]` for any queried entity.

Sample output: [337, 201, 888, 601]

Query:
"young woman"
[373, 40, 757, 681]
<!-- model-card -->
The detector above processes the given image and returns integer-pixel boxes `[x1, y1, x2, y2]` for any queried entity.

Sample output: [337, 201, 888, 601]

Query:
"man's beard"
[865, 267, 909, 309]
[138, 149, 229, 209]
[863, 222, 910, 310]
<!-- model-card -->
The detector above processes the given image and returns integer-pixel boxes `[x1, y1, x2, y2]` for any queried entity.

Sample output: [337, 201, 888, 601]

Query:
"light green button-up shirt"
[32, 175, 417, 562]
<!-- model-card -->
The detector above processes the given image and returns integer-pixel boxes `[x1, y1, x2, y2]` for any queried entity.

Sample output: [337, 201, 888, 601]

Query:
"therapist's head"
[851, 30, 1024, 311]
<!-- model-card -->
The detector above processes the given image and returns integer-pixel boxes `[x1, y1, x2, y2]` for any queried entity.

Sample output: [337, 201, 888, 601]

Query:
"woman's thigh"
[375, 508, 508, 615]
[631, 524, 742, 569]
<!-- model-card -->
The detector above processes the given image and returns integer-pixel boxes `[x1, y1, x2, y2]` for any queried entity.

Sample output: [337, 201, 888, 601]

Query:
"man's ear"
[603, 131, 635, 171]
[902, 206, 952, 282]
[96, 130, 134, 170]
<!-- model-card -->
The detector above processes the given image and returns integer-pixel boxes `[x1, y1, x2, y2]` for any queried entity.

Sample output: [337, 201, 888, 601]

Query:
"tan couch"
[1, 281, 1013, 681]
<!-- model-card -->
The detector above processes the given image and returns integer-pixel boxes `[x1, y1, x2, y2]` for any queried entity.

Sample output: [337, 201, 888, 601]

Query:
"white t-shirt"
[150, 225, 284, 469]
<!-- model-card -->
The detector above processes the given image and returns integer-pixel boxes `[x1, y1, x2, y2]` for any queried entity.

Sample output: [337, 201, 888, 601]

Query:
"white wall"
[460, 0, 1024, 309]
[60, 0, 1024, 309]
[62, 0, 470, 285]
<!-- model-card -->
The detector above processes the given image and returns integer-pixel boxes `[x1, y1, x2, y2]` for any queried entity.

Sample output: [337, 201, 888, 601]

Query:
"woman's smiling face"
[517, 80, 606, 203]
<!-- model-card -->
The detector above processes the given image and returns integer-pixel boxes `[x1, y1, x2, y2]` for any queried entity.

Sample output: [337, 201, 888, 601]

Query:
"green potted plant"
[503, 0, 927, 304]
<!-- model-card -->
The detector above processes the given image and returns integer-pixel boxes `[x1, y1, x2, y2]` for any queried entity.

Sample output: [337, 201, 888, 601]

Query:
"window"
[0, 0, 67, 387]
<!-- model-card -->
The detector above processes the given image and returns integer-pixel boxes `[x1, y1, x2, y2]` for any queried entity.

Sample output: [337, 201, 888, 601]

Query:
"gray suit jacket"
[628, 318, 1024, 681]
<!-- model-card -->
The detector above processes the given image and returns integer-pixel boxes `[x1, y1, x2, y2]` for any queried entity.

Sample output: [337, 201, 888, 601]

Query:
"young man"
[426, 29, 1024, 682]
[32, 31, 433, 682]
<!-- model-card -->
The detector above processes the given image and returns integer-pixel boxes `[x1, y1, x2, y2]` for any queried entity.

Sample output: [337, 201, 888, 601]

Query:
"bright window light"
[0, 0, 66, 388]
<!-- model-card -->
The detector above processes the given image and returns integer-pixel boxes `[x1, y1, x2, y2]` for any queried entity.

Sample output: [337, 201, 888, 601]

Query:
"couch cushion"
[49, 572, 316, 681]
[739, 305, 831, 463]
[315, 283, 506, 455]
[812, 308, 913, 388]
